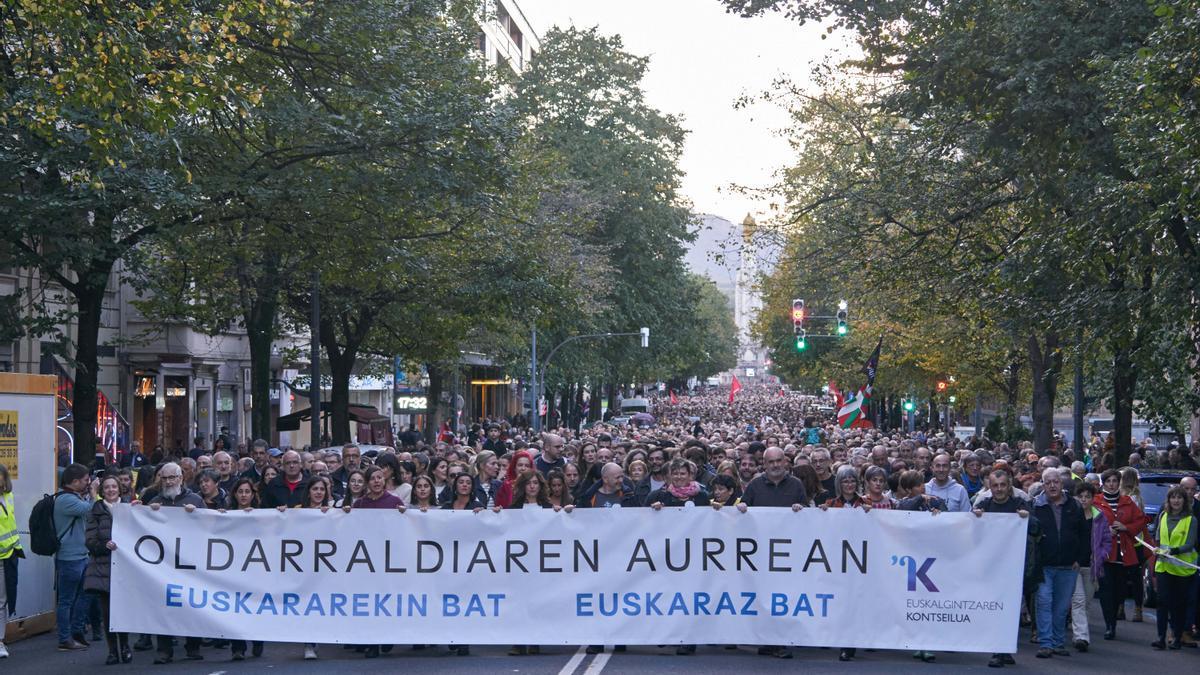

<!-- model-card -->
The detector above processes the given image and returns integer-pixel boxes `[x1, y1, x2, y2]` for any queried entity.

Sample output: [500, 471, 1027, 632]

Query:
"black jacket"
[84, 499, 118, 593]
[576, 478, 642, 509]
[1032, 493, 1089, 568]
[260, 475, 310, 509]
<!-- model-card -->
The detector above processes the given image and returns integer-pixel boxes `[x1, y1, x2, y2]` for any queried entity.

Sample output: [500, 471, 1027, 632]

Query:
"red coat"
[1093, 494, 1148, 566]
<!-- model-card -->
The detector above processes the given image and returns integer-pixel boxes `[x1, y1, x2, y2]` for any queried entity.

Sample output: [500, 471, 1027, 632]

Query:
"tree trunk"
[71, 278, 106, 466]
[588, 382, 603, 423]
[326, 343, 354, 445]
[1111, 343, 1138, 467]
[244, 293, 279, 442]
[317, 307, 376, 445]
[423, 363, 445, 444]
[607, 378, 620, 417]
[574, 383, 585, 430]
[1028, 331, 1062, 453]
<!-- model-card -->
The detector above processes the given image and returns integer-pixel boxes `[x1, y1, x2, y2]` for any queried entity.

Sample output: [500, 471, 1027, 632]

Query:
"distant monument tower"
[734, 214, 769, 382]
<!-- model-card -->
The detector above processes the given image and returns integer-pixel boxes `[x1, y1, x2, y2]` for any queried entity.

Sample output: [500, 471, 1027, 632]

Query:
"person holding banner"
[83, 474, 130, 665]
[738, 447, 806, 661]
[299, 477, 337, 661]
[974, 468, 1032, 668]
[505, 471, 570, 656]
[1150, 486, 1197, 650]
[818, 466, 867, 662]
[138, 462, 205, 663]
[580, 462, 638, 656]
[648, 458, 710, 656]
[352, 466, 404, 511]
[351, 466, 404, 659]
[220, 477, 264, 660]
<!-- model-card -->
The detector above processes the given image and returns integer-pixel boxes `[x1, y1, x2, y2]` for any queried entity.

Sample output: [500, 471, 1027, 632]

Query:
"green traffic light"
[837, 324, 848, 335]
[903, 401, 914, 411]
[949, 395, 957, 403]
[796, 337, 807, 351]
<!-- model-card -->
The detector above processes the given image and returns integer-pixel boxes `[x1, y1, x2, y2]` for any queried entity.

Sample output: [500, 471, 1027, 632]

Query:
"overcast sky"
[517, 0, 843, 224]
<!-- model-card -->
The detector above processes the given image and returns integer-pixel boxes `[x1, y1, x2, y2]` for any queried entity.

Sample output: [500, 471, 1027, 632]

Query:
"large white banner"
[111, 504, 1026, 652]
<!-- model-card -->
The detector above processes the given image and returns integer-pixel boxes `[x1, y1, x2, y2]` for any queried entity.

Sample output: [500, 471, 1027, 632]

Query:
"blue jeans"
[55, 558, 88, 642]
[1037, 566, 1076, 648]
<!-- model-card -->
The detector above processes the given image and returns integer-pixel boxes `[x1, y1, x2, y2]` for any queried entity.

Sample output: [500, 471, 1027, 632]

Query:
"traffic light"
[836, 300, 848, 335]
[948, 395, 957, 404]
[903, 399, 915, 412]
[936, 380, 948, 393]
[791, 299, 805, 329]
[795, 331, 807, 351]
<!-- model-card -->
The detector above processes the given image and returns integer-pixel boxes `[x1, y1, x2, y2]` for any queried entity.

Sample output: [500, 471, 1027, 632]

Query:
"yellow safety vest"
[0, 491, 20, 559]
[1155, 512, 1198, 577]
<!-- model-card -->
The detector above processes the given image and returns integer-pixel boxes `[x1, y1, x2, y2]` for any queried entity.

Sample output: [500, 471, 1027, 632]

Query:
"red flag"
[669, 390, 678, 405]
[728, 375, 742, 404]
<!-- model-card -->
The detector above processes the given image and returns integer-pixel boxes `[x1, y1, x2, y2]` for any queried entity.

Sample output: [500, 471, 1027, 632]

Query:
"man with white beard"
[143, 463, 205, 663]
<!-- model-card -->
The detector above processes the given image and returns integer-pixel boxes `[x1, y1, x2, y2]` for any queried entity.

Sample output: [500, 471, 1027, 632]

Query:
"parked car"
[1138, 470, 1200, 608]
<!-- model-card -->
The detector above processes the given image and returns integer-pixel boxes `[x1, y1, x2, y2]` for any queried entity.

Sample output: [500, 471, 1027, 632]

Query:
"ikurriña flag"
[838, 336, 883, 429]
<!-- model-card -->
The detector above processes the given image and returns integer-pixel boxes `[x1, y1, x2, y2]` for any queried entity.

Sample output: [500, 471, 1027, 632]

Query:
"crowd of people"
[1, 387, 1197, 666]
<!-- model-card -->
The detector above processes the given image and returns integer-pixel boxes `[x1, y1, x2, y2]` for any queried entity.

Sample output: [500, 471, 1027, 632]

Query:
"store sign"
[0, 409, 17, 478]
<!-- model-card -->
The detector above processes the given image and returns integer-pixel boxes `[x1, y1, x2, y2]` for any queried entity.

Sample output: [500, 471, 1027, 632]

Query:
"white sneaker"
[303, 645, 317, 660]
[0, 642, 9, 658]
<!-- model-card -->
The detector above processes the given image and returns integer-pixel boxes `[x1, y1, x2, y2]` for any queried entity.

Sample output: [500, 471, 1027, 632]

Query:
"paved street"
[4, 602, 1195, 674]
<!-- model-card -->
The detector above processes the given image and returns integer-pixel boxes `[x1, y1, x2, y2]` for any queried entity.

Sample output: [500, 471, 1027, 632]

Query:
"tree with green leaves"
[0, 0, 305, 460]
[724, 0, 1197, 458]
[136, 0, 529, 440]
[511, 27, 699, 408]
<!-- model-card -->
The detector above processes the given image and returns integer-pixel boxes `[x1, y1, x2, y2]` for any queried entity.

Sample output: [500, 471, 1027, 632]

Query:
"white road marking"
[556, 646, 588, 675]
[583, 651, 612, 675]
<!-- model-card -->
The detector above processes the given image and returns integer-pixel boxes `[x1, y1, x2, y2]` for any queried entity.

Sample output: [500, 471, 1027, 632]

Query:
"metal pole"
[531, 328, 539, 433]
[309, 270, 321, 448]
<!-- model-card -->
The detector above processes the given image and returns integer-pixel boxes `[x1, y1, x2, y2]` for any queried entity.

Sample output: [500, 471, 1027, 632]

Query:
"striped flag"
[837, 336, 883, 429]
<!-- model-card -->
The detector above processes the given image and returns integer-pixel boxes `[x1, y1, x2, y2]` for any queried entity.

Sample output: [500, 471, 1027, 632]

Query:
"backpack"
[28, 491, 74, 556]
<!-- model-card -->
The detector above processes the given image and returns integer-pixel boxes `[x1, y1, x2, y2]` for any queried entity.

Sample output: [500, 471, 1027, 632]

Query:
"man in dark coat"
[143, 463, 205, 663]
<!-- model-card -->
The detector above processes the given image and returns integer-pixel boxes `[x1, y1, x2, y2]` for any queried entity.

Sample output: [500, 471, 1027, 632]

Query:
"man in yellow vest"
[1152, 486, 1198, 650]
[0, 463, 21, 659]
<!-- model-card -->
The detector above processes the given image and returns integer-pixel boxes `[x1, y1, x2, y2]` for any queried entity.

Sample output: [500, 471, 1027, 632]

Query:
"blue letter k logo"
[898, 555, 939, 592]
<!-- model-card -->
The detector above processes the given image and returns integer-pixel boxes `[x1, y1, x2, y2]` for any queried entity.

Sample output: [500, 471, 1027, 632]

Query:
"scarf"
[667, 481, 701, 501]
[1102, 490, 1120, 511]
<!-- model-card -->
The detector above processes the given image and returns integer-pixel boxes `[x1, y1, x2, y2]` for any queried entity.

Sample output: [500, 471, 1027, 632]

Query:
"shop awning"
[276, 404, 388, 431]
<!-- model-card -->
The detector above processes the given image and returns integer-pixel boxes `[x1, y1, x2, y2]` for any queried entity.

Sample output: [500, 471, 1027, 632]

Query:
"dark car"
[1138, 470, 1200, 608]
